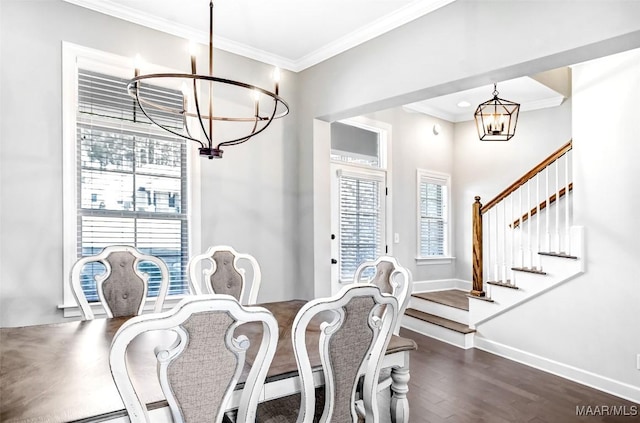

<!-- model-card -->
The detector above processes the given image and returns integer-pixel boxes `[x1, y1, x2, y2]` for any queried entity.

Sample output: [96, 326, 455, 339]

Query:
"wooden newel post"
[471, 196, 485, 297]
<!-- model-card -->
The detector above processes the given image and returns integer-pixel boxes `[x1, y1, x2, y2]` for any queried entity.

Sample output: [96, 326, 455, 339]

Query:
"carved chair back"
[188, 245, 261, 305]
[70, 245, 170, 320]
[109, 295, 279, 423]
[353, 256, 412, 335]
[293, 284, 398, 423]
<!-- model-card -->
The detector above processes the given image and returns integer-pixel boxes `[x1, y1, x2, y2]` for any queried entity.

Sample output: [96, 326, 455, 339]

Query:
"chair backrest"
[70, 245, 170, 320]
[188, 245, 261, 304]
[293, 284, 398, 423]
[109, 295, 279, 423]
[353, 256, 412, 335]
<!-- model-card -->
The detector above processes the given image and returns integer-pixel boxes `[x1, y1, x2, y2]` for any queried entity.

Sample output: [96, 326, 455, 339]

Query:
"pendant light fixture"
[474, 83, 520, 141]
[128, 1, 289, 159]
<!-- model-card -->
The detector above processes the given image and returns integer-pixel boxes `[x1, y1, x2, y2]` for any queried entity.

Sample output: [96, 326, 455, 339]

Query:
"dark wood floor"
[398, 328, 639, 423]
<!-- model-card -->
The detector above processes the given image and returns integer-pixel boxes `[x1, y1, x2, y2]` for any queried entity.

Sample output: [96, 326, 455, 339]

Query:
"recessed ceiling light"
[457, 100, 471, 108]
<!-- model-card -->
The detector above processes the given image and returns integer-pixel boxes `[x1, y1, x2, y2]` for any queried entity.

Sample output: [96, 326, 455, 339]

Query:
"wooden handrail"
[512, 183, 573, 228]
[481, 140, 572, 214]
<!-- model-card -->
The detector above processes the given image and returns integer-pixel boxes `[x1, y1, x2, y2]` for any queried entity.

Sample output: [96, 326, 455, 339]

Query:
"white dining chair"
[109, 295, 279, 423]
[354, 256, 412, 335]
[188, 245, 261, 305]
[70, 245, 170, 320]
[255, 284, 399, 423]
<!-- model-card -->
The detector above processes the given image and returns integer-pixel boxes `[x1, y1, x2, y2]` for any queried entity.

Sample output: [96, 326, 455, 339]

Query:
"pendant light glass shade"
[474, 83, 520, 141]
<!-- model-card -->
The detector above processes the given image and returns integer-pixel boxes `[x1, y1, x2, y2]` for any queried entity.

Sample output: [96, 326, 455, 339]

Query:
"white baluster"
[527, 179, 532, 269]
[510, 193, 515, 285]
[545, 164, 550, 252]
[536, 173, 541, 269]
[519, 185, 524, 268]
[555, 159, 560, 253]
[565, 151, 571, 255]
[487, 208, 493, 282]
[493, 208, 499, 283]
[502, 198, 507, 284]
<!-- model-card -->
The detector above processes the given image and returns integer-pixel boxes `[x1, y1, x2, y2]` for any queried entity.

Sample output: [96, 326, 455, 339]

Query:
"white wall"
[0, 0, 300, 326]
[474, 48, 640, 400]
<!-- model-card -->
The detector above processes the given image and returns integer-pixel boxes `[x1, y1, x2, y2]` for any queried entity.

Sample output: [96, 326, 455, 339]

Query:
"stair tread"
[466, 294, 495, 303]
[511, 267, 547, 275]
[405, 308, 475, 334]
[539, 251, 578, 259]
[412, 290, 469, 311]
[486, 280, 519, 289]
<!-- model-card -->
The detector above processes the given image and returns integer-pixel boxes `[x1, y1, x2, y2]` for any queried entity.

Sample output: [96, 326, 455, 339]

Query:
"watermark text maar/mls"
[576, 405, 638, 417]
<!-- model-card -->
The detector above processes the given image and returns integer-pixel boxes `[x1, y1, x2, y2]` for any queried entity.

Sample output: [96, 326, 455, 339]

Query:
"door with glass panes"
[329, 120, 388, 288]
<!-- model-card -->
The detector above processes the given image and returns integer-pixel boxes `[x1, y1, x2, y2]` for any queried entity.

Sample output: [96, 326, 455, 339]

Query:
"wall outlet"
[394, 233, 400, 243]
[637, 354, 640, 370]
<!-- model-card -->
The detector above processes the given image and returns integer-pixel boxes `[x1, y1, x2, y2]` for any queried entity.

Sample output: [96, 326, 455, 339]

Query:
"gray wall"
[361, 108, 455, 282]
[0, 0, 300, 326]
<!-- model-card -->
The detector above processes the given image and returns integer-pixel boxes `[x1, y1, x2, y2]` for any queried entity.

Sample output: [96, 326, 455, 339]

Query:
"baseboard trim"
[412, 278, 471, 293]
[474, 337, 640, 404]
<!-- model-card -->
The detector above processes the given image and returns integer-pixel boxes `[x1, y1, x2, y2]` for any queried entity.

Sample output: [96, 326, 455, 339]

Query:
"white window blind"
[76, 69, 189, 301]
[418, 170, 450, 258]
[338, 170, 385, 281]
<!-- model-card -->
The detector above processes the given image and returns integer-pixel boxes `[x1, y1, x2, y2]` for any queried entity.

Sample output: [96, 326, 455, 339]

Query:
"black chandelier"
[474, 83, 520, 141]
[128, 1, 289, 159]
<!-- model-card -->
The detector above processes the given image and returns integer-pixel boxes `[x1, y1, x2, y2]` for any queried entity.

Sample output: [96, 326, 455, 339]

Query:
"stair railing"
[471, 140, 573, 297]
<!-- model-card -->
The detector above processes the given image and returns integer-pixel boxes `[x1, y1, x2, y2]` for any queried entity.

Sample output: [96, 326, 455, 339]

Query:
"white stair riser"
[409, 297, 469, 325]
[402, 315, 474, 349]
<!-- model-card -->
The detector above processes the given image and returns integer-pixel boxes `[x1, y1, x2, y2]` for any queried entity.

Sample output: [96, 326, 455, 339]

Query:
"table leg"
[390, 361, 410, 423]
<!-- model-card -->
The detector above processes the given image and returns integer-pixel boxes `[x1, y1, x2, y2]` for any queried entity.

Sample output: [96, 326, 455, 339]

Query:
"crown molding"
[293, 0, 456, 71]
[63, 0, 455, 72]
[404, 94, 565, 123]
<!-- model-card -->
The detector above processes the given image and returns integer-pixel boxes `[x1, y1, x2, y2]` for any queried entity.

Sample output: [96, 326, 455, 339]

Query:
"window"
[335, 167, 386, 282]
[63, 44, 194, 310]
[417, 170, 451, 260]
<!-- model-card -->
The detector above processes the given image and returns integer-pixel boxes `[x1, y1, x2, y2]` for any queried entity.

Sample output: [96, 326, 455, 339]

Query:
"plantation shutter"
[76, 69, 189, 301]
[337, 170, 385, 282]
[419, 173, 448, 257]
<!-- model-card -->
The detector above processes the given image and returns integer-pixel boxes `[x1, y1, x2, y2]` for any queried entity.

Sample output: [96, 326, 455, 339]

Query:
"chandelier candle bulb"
[134, 54, 142, 77]
[273, 67, 281, 95]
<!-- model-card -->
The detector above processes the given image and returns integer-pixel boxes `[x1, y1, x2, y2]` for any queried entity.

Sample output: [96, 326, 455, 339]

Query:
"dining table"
[0, 299, 417, 423]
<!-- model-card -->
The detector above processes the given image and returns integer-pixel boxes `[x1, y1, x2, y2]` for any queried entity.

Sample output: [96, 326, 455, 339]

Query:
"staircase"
[403, 141, 583, 348]
[403, 289, 475, 349]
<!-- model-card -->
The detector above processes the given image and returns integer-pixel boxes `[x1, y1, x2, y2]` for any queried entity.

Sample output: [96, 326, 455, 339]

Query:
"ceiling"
[63, 0, 455, 72]
[63, 0, 566, 121]
[404, 77, 565, 122]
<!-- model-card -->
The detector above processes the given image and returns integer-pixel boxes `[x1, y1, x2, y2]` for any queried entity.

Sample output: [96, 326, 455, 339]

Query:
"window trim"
[61, 42, 201, 313]
[415, 169, 454, 264]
